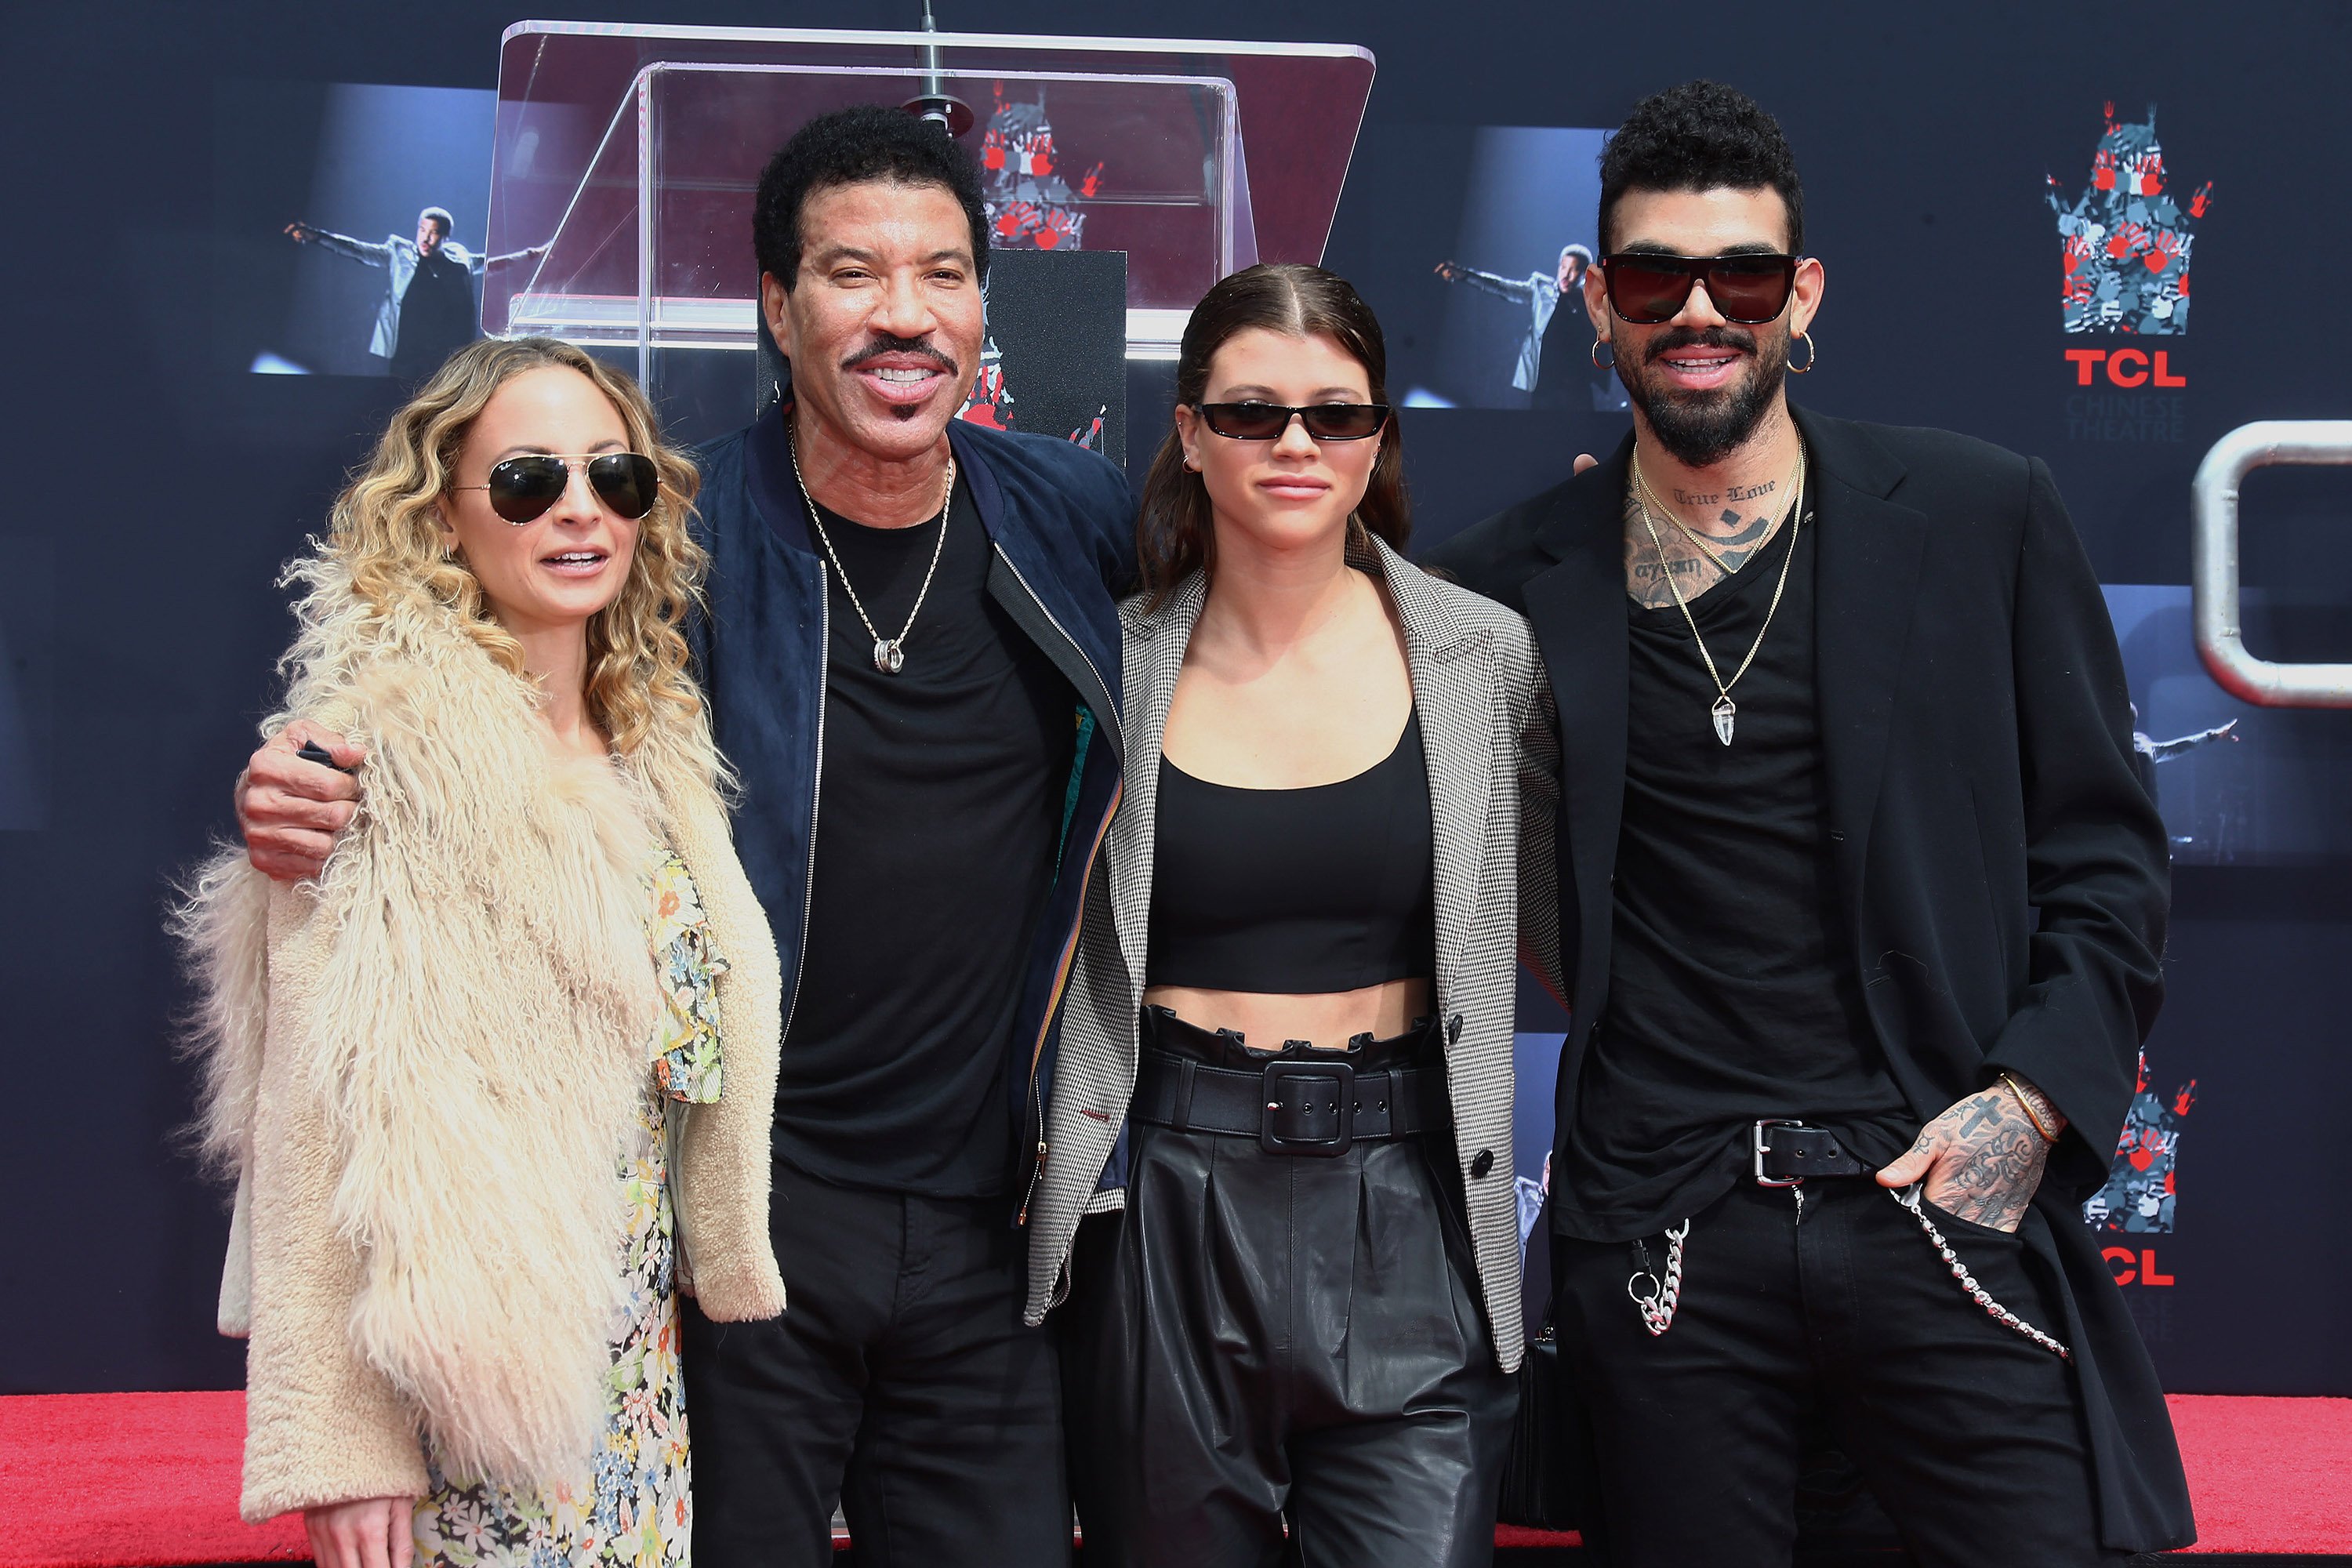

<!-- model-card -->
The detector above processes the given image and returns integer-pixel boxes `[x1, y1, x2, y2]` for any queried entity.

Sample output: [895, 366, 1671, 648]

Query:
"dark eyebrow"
[811, 244, 972, 270]
[1617, 240, 1786, 257]
[1217, 385, 1370, 401]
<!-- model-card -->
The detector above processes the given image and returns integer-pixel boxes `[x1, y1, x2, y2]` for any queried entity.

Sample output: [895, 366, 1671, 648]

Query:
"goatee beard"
[1620, 325, 1788, 468]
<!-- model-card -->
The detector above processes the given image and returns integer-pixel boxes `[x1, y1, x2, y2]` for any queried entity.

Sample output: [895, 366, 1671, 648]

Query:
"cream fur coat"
[181, 558, 784, 1523]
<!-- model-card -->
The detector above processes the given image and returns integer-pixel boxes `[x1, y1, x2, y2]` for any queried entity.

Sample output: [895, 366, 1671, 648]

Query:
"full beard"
[1618, 322, 1790, 468]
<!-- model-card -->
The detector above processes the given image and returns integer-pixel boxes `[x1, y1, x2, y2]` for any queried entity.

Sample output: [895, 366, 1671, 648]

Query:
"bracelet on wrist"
[2000, 1073, 2061, 1144]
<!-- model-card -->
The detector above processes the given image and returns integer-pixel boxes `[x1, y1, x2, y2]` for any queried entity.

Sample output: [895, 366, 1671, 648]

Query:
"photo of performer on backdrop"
[282, 208, 546, 383]
[1365, 124, 1628, 414]
[1432, 243, 1615, 411]
[218, 82, 536, 381]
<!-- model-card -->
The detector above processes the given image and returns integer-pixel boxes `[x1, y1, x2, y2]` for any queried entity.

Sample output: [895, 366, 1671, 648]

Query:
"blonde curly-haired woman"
[179, 336, 784, 1568]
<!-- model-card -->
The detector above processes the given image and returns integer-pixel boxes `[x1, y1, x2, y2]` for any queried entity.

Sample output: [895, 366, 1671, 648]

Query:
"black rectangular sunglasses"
[457, 452, 662, 524]
[1599, 252, 1802, 325]
[1196, 401, 1391, 441]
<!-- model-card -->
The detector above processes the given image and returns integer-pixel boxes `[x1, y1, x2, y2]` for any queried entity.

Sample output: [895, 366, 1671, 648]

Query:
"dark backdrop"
[6, 0, 2348, 1398]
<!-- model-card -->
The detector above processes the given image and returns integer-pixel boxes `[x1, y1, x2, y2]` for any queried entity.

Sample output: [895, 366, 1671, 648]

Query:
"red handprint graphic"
[2048, 103, 2209, 334]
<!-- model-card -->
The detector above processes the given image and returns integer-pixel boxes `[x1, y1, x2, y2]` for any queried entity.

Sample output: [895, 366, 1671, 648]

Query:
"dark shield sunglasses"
[1196, 401, 1392, 441]
[1599, 252, 1802, 325]
[456, 452, 662, 524]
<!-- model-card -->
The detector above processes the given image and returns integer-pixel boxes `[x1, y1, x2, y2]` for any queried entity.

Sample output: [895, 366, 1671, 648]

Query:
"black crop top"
[1148, 710, 1437, 994]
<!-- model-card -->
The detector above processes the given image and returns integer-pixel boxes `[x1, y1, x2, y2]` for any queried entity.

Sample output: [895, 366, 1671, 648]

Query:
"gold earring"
[1788, 332, 1817, 374]
[1591, 337, 1616, 370]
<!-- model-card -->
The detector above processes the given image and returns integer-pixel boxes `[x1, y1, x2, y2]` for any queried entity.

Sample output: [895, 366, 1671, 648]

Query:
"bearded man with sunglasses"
[1428, 81, 2192, 1566]
[234, 106, 1134, 1568]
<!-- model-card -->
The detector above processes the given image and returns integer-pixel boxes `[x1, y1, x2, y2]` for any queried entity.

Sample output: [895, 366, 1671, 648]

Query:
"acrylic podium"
[481, 22, 1375, 441]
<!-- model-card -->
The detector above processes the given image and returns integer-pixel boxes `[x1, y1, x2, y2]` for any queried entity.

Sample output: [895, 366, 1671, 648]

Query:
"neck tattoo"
[1631, 441, 1809, 746]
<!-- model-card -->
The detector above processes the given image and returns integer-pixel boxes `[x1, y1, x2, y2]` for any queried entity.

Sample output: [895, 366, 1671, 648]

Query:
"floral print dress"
[411, 848, 728, 1568]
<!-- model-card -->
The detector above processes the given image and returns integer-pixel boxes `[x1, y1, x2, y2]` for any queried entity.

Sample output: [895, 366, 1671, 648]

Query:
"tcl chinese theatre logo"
[2045, 103, 2214, 442]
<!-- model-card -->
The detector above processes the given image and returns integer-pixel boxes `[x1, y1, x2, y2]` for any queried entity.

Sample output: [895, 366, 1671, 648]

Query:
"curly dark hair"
[1135, 263, 1408, 601]
[1599, 81, 1805, 254]
[753, 105, 989, 292]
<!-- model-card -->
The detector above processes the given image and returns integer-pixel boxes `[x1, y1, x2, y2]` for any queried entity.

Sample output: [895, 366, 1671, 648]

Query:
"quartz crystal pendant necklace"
[788, 422, 955, 674]
[1632, 441, 1807, 746]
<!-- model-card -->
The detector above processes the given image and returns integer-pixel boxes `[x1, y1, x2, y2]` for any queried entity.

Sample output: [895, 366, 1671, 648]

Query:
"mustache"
[1642, 325, 1759, 364]
[843, 335, 961, 376]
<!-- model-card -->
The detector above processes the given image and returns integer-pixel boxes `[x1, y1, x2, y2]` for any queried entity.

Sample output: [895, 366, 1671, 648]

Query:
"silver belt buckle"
[1754, 1118, 1805, 1188]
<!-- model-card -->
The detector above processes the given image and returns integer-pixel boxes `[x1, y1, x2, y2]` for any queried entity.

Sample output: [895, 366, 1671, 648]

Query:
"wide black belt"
[1131, 1048, 1445, 1156]
[1752, 1120, 1870, 1185]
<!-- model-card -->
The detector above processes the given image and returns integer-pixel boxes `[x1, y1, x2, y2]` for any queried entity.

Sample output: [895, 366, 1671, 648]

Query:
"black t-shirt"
[773, 474, 1075, 1197]
[1557, 488, 1915, 1239]
[390, 250, 478, 382]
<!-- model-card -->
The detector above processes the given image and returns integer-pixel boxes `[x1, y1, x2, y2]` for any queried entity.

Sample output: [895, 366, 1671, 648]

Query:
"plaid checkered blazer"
[1022, 535, 1563, 1370]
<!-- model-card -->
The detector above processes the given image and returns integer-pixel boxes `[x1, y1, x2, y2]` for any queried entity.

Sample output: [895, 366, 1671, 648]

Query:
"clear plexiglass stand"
[484, 20, 1375, 404]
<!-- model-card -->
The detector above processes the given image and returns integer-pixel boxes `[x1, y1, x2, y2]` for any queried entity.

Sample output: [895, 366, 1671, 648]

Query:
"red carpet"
[1, 1393, 303, 1568]
[2, 1391, 2344, 1566]
[2165, 1393, 2352, 1555]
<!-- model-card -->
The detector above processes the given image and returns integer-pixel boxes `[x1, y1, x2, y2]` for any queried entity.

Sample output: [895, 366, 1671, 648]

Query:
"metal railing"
[2190, 419, 2352, 708]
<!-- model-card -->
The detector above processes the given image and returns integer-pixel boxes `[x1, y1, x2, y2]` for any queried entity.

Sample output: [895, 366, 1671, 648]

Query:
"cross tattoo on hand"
[1876, 1080, 2067, 1234]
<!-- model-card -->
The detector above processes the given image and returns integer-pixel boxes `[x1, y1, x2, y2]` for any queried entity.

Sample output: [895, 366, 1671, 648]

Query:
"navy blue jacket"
[689, 404, 1136, 1214]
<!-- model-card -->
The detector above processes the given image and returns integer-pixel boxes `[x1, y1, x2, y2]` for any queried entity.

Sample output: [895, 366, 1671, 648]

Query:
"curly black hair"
[1599, 82, 1804, 255]
[753, 104, 989, 291]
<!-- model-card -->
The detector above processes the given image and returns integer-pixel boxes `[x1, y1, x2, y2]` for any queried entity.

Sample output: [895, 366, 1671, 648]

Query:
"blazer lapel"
[1107, 576, 1204, 996]
[1377, 539, 1495, 993]
[1795, 408, 1927, 920]
[1518, 438, 1634, 1036]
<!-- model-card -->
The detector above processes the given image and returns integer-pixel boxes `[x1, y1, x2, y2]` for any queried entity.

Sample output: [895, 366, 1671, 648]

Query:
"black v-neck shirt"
[1556, 489, 1914, 1240]
[775, 476, 1076, 1198]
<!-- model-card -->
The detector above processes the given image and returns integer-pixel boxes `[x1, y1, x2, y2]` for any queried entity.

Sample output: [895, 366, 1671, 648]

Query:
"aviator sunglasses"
[456, 452, 662, 524]
[1599, 252, 1802, 325]
[1196, 401, 1392, 441]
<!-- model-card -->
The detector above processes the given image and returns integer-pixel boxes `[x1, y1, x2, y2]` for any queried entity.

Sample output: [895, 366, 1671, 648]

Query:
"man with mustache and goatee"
[1429, 82, 2192, 1566]
[234, 105, 1134, 1568]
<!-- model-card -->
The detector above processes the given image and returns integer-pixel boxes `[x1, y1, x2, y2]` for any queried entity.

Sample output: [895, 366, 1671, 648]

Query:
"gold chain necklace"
[1632, 441, 1808, 746]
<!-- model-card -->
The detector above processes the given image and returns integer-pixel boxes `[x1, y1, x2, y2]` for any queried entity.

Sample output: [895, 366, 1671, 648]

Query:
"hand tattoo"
[1898, 1087, 2049, 1233]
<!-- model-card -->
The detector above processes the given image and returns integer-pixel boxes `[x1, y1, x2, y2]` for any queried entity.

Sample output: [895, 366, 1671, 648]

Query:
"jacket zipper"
[778, 562, 828, 1047]
[992, 543, 1123, 1228]
[993, 543, 1120, 751]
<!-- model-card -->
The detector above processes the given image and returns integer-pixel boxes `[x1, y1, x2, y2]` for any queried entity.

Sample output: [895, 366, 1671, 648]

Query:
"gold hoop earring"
[1788, 332, 1817, 374]
[1591, 337, 1616, 370]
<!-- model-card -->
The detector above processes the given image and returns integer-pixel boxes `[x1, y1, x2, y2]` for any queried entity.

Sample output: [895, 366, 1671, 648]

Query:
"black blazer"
[1425, 407, 2192, 1553]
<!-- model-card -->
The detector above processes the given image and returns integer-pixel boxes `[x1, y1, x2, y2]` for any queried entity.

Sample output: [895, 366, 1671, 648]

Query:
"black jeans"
[1062, 1011, 1515, 1568]
[681, 1160, 1069, 1568]
[1554, 1177, 2129, 1568]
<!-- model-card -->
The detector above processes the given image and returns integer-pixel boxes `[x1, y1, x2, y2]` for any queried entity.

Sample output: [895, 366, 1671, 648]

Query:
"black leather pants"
[1062, 1009, 1515, 1568]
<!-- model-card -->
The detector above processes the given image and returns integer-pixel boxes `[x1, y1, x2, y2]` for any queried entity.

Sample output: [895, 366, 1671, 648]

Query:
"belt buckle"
[1260, 1059, 1355, 1157]
[1754, 1119, 1805, 1188]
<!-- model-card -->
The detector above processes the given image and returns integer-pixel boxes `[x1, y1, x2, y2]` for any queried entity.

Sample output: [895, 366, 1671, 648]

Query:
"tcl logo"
[2103, 1247, 2176, 1287]
[2065, 348, 2187, 387]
